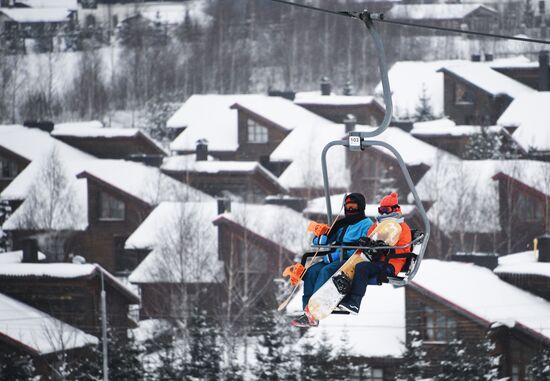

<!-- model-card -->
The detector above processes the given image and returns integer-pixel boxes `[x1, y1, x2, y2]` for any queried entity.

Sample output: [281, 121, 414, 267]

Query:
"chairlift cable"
[269, 0, 550, 45]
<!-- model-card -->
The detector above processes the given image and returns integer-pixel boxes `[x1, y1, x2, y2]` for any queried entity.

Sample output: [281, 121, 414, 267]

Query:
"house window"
[247, 120, 268, 143]
[99, 191, 125, 221]
[516, 192, 543, 221]
[455, 82, 474, 104]
[424, 306, 457, 342]
[365, 368, 384, 381]
[0, 156, 18, 179]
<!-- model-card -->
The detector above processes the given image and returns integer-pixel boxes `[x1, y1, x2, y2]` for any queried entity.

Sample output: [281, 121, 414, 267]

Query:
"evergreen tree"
[397, 330, 429, 381]
[527, 348, 550, 380]
[253, 310, 297, 381]
[331, 331, 360, 380]
[414, 85, 435, 122]
[186, 308, 222, 381]
[0, 200, 12, 252]
[108, 329, 145, 381]
[155, 338, 187, 381]
[0, 352, 37, 381]
[223, 349, 245, 381]
[471, 337, 499, 381]
[464, 127, 522, 160]
[437, 340, 476, 381]
[67, 344, 102, 380]
[436, 337, 499, 381]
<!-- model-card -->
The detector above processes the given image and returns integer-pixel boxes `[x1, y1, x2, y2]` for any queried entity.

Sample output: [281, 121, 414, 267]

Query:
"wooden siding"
[54, 135, 165, 159]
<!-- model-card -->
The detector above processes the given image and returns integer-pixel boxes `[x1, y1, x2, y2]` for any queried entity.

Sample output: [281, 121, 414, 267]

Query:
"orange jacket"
[367, 221, 412, 274]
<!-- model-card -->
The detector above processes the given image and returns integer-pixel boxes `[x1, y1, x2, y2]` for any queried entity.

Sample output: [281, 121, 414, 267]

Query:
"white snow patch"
[387, 4, 496, 20]
[52, 121, 139, 138]
[0, 292, 98, 355]
[294, 91, 379, 106]
[413, 259, 550, 341]
[0, 8, 72, 23]
[497, 92, 550, 151]
[287, 284, 405, 357]
[412, 119, 507, 137]
[0, 250, 46, 264]
[495, 250, 550, 278]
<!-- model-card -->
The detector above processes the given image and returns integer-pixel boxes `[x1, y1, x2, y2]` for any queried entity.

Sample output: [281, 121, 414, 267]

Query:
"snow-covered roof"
[355, 126, 458, 167]
[16, 0, 77, 9]
[0, 8, 72, 23]
[168, 94, 265, 152]
[411, 119, 507, 137]
[231, 96, 332, 131]
[387, 4, 496, 20]
[270, 123, 349, 190]
[497, 92, 550, 151]
[376, 57, 532, 120]
[128, 201, 223, 284]
[78, 160, 211, 205]
[216, 203, 310, 254]
[495, 250, 550, 278]
[439, 63, 534, 99]
[413, 260, 550, 341]
[413, 160, 550, 234]
[287, 284, 405, 357]
[0, 250, 46, 264]
[294, 91, 380, 106]
[52, 121, 138, 138]
[135, 1, 211, 26]
[304, 193, 416, 219]
[0, 292, 98, 355]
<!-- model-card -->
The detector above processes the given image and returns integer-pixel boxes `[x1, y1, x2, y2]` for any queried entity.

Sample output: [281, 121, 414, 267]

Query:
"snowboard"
[307, 219, 402, 321]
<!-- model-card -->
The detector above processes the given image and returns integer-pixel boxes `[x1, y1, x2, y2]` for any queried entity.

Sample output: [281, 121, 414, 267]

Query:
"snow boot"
[338, 294, 361, 315]
[291, 306, 319, 328]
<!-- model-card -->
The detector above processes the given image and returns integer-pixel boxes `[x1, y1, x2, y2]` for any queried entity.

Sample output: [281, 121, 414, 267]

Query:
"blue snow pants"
[340, 262, 395, 308]
[302, 260, 342, 309]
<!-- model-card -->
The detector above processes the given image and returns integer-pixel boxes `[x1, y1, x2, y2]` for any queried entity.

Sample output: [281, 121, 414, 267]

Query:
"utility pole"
[100, 269, 109, 381]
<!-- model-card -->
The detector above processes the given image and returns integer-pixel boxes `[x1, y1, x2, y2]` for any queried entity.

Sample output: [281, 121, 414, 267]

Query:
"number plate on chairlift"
[349, 135, 362, 151]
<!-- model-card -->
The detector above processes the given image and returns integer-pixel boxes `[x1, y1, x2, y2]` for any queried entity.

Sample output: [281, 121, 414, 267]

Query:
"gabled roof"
[497, 92, 550, 151]
[213, 203, 310, 254]
[412, 260, 550, 342]
[230, 96, 332, 131]
[495, 250, 550, 279]
[270, 123, 349, 190]
[16, 0, 77, 9]
[168, 94, 266, 152]
[77, 160, 211, 206]
[127, 201, 223, 284]
[387, 4, 497, 20]
[412, 160, 550, 234]
[287, 283, 405, 357]
[0, 292, 98, 356]
[0, 8, 72, 23]
[0, 263, 139, 303]
[438, 63, 534, 99]
[294, 91, 381, 107]
[376, 57, 532, 120]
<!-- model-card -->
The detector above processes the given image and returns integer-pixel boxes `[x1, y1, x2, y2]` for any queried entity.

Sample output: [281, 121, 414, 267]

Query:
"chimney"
[537, 234, 550, 262]
[471, 54, 481, 62]
[539, 50, 549, 91]
[343, 81, 353, 96]
[451, 252, 499, 270]
[320, 77, 331, 96]
[22, 239, 39, 263]
[23, 120, 54, 133]
[196, 139, 208, 161]
[485, 53, 494, 62]
[126, 154, 163, 167]
[344, 114, 357, 134]
[217, 198, 231, 214]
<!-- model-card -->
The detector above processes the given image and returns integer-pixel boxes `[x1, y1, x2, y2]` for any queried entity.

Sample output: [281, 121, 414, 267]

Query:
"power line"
[269, 0, 550, 45]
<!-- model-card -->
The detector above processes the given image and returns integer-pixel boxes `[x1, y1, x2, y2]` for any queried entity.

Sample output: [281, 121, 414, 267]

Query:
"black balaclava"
[342, 192, 366, 224]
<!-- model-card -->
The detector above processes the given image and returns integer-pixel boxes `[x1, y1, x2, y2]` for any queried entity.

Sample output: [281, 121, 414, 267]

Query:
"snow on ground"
[497, 92, 550, 151]
[128, 201, 224, 284]
[270, 123, 349, 190]
[0, 292, 98, 355]
[413, 259, 550, 341]
[0, 250, 46, 263]
[287, 284, 405, 357]
[439, 62, 534, 98]
[168, 94, 266, 152]
[132, 319, 172, 343]
[495, 250, 550, 278]
[412, 159, 550, 234]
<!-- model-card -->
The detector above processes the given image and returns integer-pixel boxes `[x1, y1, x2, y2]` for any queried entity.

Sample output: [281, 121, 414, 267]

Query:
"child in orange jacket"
[339, 192, 412, 314]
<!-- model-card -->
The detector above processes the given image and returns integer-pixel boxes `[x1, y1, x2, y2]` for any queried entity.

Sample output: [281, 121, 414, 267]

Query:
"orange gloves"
[282, 263, 306, 286]
[307, 221, 330, 237]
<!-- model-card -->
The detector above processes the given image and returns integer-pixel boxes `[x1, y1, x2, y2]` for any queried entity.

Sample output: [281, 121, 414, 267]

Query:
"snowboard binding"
[332, 273, 352, 295]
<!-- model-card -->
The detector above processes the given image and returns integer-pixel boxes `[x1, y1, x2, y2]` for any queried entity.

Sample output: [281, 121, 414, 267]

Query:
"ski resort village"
[2, 0, 550, 379]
